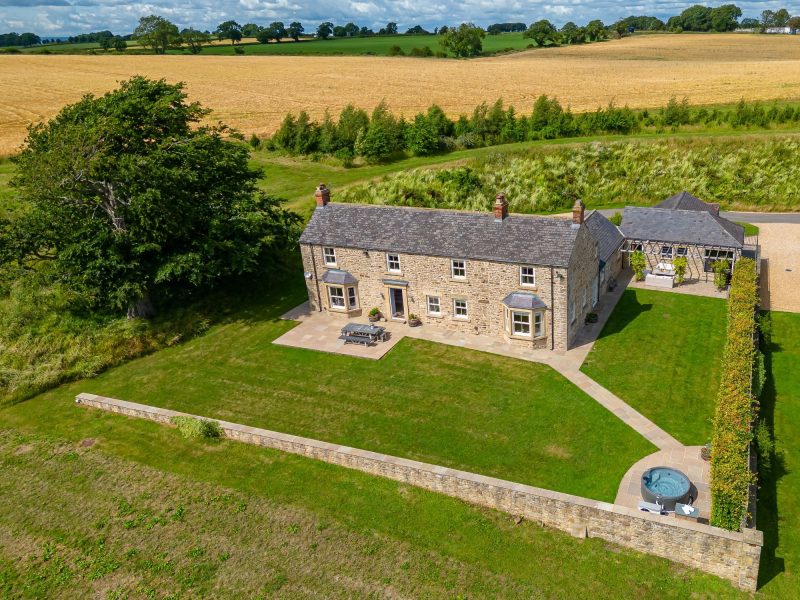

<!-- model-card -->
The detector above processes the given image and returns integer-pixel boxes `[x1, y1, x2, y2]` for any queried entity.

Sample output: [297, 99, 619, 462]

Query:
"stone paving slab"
[616, 446, 712, 520]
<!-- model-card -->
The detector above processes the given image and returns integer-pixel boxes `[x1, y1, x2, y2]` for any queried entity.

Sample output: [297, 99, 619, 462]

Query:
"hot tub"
[641, 466, 692, 511]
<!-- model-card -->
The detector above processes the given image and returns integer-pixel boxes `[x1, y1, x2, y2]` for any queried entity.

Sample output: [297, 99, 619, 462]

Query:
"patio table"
[341, 323, 386, 342]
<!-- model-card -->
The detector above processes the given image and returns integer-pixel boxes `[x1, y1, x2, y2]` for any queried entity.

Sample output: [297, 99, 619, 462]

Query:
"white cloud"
[1, 1, 798, 36]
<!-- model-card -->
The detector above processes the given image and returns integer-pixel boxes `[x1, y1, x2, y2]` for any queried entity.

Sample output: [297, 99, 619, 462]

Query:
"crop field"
[2, 33, 800, 155]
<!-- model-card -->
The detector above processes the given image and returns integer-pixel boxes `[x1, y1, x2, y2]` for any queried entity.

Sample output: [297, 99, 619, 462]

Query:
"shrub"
[387, 45, 405, 56]
[755, 419, 773, 471]
[248, 133, 261, 149]
[171, 416, 223, 440]
[673, 255, 688, 284]
[710, 258, 758, 530]
[712, 259, 730, 289]
[233, 46, 245, 55]
[630, 251, 647, 281]
[608, 211, 622, 226]
[409, 46, 433, 57]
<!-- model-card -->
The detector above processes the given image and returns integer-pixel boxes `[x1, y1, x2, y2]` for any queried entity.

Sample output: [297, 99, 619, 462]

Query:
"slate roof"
[300, 203, 581, 267]
[584, 211, 624, 263]
[320, 268, 358, 285]
[620, 207, 744, 248]
[656, 191, 712, 213]
[502, 292, 547, 310]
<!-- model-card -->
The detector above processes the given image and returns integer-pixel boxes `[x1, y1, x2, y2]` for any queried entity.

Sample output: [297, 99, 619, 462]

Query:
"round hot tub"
[641, 466, 692, 511]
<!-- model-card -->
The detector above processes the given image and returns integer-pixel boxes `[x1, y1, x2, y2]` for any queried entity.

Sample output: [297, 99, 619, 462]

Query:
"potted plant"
[630, 250, 647, 281]
[368, 307, 382, 322]
[712, 259, 730, 290]
[585, 312, 599, 324]
[408, 313, 421, 327]
[673, 255, 688, 285]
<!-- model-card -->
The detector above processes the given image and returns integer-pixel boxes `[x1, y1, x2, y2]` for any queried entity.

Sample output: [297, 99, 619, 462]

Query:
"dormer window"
[386, 253, 401, 273]
[323, 247, 337, 266]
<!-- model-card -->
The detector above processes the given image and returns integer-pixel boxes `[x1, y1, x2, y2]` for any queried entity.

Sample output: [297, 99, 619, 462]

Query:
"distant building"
[764, 27, 796, 34]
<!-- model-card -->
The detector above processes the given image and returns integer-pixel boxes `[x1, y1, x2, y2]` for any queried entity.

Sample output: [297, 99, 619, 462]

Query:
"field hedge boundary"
[710, 257, 758, 531]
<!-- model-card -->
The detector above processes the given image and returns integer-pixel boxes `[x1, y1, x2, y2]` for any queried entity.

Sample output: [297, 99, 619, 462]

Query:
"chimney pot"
[315, 183, 330, 207]
[708, 202, 720, 216]
[493, 192, 509, 221]
[572, 199, 585, 226]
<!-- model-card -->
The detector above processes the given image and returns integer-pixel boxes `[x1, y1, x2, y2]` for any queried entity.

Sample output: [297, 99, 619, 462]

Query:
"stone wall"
[567, 225, 600, 345]
[76, 393, 762, 592]
[301, 242, 572, 350]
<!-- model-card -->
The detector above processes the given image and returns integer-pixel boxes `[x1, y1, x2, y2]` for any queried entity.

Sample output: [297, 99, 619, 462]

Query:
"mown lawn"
[1, 275, 652, 503]
[581, 288, 728, 445]
[757, 311, 800, 596]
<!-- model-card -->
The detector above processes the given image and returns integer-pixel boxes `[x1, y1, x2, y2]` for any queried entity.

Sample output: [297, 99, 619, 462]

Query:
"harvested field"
[3, 33, 800, 155]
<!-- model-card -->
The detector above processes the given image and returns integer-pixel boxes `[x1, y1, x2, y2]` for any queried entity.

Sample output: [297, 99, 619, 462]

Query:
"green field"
[581, 289, 728, 445]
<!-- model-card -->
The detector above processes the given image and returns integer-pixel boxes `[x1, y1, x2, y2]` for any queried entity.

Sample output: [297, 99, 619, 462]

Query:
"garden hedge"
[710, 258, 758, 531]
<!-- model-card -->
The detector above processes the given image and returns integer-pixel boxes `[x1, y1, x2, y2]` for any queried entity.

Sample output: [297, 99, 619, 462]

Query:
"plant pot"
[409, 319, 421, 327]
[368, 314, 381, 323]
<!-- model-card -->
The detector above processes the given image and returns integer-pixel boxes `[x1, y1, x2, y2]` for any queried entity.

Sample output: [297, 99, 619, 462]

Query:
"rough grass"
[581, 288, 728, 445]
[2, 275, 653, 502]
[0, 430, 744, 599]
[4, 34, 800, 154]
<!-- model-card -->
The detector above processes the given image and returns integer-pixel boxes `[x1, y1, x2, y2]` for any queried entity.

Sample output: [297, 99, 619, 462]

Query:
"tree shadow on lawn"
[757, 319, 788, 589]
[594, 289, 653, 341]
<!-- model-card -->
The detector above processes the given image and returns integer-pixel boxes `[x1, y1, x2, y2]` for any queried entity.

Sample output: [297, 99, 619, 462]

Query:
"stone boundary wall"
[75, 393, 763, 592]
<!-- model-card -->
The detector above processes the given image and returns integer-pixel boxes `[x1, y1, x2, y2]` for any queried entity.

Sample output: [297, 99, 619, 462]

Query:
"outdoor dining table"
[340, 323, 387, 342]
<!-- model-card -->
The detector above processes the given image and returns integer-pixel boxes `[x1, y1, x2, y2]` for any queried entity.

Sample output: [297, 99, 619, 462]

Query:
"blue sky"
[0, 0, 795, 36]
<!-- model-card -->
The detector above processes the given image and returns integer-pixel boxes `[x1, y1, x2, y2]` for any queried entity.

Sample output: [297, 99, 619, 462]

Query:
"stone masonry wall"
[76, 393, 762, 592]
[567, 226, 600, 345]
[301, 242, 572, 351]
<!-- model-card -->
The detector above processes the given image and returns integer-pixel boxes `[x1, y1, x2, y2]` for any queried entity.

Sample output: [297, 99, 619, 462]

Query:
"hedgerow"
[709, 258, 758, 531]
[171, 416, 223, 440]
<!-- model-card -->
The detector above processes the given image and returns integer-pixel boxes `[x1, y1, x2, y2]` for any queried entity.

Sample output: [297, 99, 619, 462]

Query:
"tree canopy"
[133, 15, 180, 54]
[440, 23, 485, 57]
[6, 77, 300, 318]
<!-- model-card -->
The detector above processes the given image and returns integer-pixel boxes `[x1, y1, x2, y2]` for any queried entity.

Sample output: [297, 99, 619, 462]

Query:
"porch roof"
[321, 269, 358, 285]
[502, 292, 547, 311]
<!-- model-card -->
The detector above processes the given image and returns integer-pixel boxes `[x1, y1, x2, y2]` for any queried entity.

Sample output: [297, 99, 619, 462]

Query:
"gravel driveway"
[758, 223, 800, 313]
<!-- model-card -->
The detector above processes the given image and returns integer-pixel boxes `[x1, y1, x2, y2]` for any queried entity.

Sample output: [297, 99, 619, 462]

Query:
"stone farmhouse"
[298, 186, 747, 352]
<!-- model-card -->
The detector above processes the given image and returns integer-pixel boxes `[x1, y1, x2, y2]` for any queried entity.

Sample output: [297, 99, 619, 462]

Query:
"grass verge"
[581, 288, 728, 445]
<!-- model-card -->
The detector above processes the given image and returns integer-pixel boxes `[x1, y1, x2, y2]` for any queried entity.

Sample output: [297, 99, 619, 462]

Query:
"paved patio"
[627, 274, 728, 299]
[615, 446, 711, 522]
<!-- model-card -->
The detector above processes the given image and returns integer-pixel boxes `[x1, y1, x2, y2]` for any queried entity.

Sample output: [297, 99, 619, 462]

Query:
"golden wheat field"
[3, 33, 800, 155]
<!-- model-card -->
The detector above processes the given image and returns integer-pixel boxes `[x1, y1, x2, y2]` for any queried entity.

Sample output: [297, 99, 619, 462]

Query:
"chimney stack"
[707, 202, 720, 216]
[572, 199, 585, 226]
[493, 192, 509, 221]
[315, 183, 330, 208]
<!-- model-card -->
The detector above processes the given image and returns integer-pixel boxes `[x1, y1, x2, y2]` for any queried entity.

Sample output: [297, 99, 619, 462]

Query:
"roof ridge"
[325, 201, 572, 223]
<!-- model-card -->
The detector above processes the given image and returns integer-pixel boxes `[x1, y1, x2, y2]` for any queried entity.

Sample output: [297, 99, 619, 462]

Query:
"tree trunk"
[127, 293, 156, 320]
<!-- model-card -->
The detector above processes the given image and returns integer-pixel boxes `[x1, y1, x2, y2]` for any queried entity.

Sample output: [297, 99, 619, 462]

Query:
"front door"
[389, 287, 405, 319]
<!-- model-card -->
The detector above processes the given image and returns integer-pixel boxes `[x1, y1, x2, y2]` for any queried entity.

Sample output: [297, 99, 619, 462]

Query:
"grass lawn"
[1, 275, 653, 503]
[581, 288, 728, 445]
[736, 221, 760, 236]
[757, 311, 800, 596]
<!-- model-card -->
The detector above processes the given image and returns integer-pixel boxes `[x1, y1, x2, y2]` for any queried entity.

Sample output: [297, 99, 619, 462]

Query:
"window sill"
[451, 278, 468, 283]
[426, 312, 444, 319]
[453, 316, 470, 322]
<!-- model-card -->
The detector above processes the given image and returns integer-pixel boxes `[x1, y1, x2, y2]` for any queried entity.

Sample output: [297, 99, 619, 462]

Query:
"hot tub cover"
[502, 292, 547, 311]
[321, 269, 358, 285]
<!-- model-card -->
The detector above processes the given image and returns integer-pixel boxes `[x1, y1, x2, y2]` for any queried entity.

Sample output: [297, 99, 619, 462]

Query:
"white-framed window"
[451, 259, 466, 279]
[426, 295, 441, 315]
[512, 311, 531, 337]
[386, 253, 401, 273]
[453, 299, 468, 319]
[347, 286, 358, 309]
[676, 247, 688, 257]
[328, 286, 345, 309]
[323, 247, 337, 266]
[534, 311, 544, 337]
[660, 245, 673, 259]
[520, 266, 536, 287]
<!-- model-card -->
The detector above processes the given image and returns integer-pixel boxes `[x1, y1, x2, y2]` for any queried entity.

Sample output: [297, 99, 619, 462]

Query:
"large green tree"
[439, 23, 485, 57]
[524, 20, 559, 46]
[215, 20, 243, 44]
[6, 77, 299, 318]
[133, 15, 180, 54]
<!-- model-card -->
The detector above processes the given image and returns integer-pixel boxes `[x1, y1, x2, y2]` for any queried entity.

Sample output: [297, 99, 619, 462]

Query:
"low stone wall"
[75, 393, 762, 591]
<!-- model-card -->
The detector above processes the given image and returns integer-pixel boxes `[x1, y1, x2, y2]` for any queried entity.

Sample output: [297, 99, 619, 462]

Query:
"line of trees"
[0, 32, 41, 47]
[265, 96, 800, 163]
